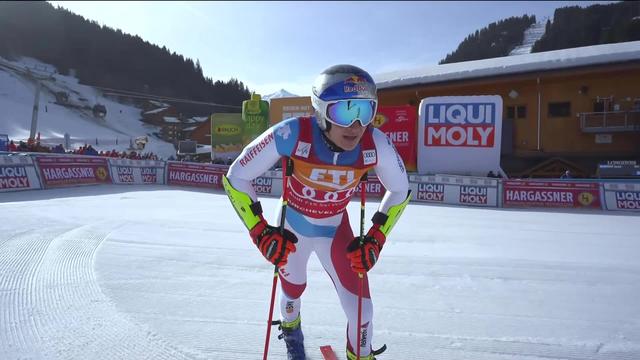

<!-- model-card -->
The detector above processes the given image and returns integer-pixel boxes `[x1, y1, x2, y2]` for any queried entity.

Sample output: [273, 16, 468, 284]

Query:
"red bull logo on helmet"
[344, 75, 369, 93]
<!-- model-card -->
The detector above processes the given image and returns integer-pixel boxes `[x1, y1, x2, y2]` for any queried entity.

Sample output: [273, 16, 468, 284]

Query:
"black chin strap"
[320, 130, 345, 152]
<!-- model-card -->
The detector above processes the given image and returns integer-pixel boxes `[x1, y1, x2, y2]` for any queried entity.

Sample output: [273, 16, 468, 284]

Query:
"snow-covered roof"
[377, 41, 640, 90]
[149, 100, 170, 107]
[182, 126, 197, 131]
[144, 107, 169, 115]
[163, 116, 180, 123]
[196, 144, 212, 154]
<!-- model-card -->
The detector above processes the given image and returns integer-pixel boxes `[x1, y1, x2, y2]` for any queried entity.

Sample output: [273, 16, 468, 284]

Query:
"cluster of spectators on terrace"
[5, 139, 160, 160]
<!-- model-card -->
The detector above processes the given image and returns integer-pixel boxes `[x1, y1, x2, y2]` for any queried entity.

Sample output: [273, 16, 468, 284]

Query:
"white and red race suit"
[227, 116, 409, 355]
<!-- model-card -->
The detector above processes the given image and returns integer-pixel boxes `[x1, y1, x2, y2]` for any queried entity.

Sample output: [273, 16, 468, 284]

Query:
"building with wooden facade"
[377, 41, 640, 178]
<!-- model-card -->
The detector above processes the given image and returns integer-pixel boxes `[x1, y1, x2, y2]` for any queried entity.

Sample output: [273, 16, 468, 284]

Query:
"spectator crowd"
[5, 139, 161, 160]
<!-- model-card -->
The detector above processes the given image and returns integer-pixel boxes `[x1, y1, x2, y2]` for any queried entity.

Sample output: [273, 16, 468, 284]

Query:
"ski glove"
[346, 223, 386, 273]
[250, 217, 298, 267]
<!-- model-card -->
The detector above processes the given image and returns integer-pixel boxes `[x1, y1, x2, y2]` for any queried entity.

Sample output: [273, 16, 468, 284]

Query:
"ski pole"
[263, 157, 292, 360]
[356, 172, 368, 360]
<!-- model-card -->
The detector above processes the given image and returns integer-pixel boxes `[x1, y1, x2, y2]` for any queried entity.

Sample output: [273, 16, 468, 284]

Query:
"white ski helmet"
[311, 64, 378, 131]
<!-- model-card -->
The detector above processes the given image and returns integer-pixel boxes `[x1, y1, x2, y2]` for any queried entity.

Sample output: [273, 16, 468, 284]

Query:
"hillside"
[441, 2, 640, 64]
[440, 15, 536, 64]
[0, 1, 251, 116]
[0, 55, 177, 160]
[532, 2, 640, 53]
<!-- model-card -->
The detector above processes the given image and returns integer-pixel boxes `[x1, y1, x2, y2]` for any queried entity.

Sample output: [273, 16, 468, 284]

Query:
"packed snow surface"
[1, 186, 639, 359]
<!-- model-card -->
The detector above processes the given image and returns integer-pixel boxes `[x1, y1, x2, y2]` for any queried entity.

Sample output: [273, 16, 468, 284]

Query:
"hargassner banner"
[166, 162, 226, 189]
[417, 96, 503, 176]
[0, 155, 41, 192]
[36, 156, 111, 189]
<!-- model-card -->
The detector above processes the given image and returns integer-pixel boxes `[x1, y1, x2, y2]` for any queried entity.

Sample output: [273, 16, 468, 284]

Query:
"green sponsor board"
[242, 93, 269, 146]
[211, 113, 244, 160]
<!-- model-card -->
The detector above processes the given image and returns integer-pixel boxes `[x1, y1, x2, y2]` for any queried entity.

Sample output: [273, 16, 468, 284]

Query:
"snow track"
[1, 186, 639, 359]
[0, 223, 191, 360]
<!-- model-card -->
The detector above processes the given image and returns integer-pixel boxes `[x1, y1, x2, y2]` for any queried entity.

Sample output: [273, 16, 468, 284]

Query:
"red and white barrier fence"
[2, 154, 638, 212]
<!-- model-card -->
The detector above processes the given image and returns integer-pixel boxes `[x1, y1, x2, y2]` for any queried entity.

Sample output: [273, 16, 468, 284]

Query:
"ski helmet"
[311, 64, 378, 131]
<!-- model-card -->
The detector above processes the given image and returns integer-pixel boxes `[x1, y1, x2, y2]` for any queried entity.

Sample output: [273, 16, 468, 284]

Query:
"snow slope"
[1, 186, 639, 360]
[0, 56, 176, 159]
[509, 19, 548, 56]
[263, 89, 300, 102]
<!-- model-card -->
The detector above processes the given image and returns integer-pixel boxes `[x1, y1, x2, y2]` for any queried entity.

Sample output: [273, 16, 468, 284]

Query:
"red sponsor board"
[0, 165, 31, 190]
[167, 162, 225, 189]
[503, 181, 601, 209]
[354, 176, 385, 197]
[375, 106, 417, 172]
[36, 156, 111, 188]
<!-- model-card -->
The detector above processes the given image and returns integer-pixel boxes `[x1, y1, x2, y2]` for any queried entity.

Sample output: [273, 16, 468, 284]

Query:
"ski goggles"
[324, 99, 378, 127]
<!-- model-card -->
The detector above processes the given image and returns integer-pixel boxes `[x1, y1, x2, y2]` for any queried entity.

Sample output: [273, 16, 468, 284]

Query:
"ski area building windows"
[505, 105, 527, 120]
[548, 102, 571, 118]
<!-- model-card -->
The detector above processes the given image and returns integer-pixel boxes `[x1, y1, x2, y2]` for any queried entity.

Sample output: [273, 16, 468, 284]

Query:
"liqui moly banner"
[0, 155, 41, 192]
[109, 159, 165, 185]
[603, 183, 640, 212]
[503, 181, 601, 209]
[36, 156, 111, 188]
[166, 162, 226, 189]
[374, 106, 417, 172]
[253, 176, 279, 196]
[410, 174, 498, 207]
[418, 96, 503, 176]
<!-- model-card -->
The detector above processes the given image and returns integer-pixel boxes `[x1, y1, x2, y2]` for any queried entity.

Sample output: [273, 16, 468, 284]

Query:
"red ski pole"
[263, 157, 292, 360]
[356, 172, 368, 360]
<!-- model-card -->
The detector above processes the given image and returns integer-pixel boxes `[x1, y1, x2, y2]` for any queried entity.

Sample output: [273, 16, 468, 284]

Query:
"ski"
[320, 345, 338, 360]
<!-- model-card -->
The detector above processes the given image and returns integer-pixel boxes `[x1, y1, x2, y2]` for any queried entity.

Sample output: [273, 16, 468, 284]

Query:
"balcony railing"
[579, 111, 640, 133]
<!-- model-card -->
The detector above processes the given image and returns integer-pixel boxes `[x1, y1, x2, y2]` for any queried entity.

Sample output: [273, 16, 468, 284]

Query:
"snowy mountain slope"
[0, 56, 177, 159]
[510, 19, 548, 55]
[262, 88, 299, 102]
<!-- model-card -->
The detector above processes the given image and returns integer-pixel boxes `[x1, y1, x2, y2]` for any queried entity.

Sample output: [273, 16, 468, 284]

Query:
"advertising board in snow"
[603, 182, 640, 212]
[0, 155, 41, 192]
[36, 156, 111, 188]
[503, 181, 601, 209]
[418, 96, 503, 176]
[166, 162, 226, 189]
[109, 159, 165, 185]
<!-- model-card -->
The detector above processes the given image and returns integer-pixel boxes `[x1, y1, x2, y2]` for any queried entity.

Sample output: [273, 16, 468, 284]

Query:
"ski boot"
[273, 315, 306, 360]
[346, 344, 387, 360]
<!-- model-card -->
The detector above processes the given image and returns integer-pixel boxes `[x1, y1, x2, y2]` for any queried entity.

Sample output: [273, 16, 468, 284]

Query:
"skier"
[223, 65, 410, 360]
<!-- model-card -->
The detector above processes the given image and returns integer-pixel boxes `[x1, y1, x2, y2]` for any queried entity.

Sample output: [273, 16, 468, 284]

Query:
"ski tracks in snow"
[0, 223, 192, 360]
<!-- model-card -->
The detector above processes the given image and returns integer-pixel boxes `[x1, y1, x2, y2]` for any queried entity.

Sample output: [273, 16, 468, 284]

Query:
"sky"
[49, 1, 616, 97]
